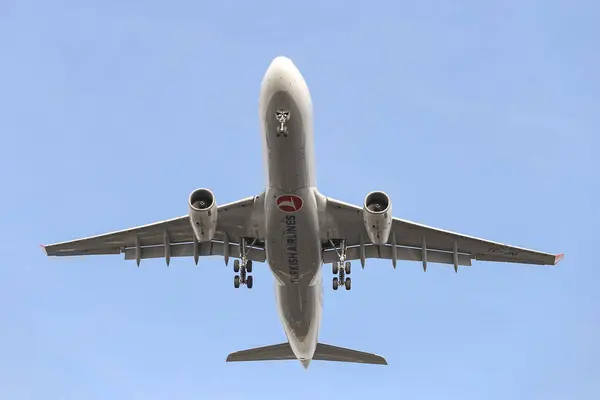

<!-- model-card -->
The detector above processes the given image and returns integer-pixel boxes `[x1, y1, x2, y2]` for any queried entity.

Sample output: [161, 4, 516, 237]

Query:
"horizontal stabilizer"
[226, 342, 296, 362]
[226, 342, 387, 365]
[313, 343, 387, 365]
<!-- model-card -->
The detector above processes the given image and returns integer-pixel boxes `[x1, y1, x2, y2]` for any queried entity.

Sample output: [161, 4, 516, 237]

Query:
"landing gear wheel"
[234, 275, 240, 288]
[234, 259, 240, 273]
[329, 239, 352, 292]
[277, 125, 288, 136]
[246, 260, 253, 273]
[247, 275, 253, 289]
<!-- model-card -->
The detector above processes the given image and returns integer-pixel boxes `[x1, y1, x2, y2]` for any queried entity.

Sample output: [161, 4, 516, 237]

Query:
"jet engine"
[188, 188, 218, 242]
[362, 191, 392, 245]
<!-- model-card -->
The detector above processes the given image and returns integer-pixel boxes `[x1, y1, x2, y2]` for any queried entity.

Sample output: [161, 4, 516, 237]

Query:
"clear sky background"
[1, 0, 598, 399]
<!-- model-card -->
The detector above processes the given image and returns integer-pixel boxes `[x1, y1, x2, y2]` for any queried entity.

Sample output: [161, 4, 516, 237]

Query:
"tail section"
[226, 342, 387, 366]
[226, 342, 296, 362]
[313, 343, 387, 365]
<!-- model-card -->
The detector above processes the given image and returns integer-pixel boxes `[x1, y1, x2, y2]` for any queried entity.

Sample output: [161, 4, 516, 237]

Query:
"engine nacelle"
[363, 191, 393, 245]
[188, 188, 218, 242]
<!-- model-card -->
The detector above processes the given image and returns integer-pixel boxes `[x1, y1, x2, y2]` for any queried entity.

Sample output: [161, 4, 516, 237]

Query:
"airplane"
[42, 56, 564, 369]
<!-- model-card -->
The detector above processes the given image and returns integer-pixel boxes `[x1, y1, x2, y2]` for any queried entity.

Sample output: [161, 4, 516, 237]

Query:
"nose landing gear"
[330, 239, 352, 291]
[233, 238, 256, 289]
[275, 109, 290, 137]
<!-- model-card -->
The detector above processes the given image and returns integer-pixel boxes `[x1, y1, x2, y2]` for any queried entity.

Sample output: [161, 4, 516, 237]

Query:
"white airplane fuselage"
[259, 57, 323, 366]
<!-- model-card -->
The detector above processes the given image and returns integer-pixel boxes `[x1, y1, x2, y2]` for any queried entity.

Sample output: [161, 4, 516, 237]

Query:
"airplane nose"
[260, 55, 310, 106]
[269, 56, 294, 69]
[266, 56, 298, 77]
[262, 56, 298, 94]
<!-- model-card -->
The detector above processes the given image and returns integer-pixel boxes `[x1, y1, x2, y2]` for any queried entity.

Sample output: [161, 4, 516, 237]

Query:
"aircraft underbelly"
[263, 91, 315, 192]
[265, 187, 322, 359]
[275, 277, 322, 359]
[260, 61, 321, 361]
[265, 187, 321, 284]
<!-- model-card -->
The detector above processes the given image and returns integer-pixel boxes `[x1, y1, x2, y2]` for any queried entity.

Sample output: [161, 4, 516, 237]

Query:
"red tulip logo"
[276, 195, 303, 213]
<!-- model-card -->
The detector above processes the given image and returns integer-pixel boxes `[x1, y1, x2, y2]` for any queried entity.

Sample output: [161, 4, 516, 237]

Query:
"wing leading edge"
[324, 197, 563, 268]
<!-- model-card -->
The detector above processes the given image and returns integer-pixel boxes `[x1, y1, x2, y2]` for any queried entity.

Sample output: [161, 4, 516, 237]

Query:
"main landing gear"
[233, 238, 256, 289]
[330, 239, 352, 291]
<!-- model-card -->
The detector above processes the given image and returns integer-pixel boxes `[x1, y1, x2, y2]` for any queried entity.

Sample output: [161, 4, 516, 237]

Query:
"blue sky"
[1, 0, 598, 398]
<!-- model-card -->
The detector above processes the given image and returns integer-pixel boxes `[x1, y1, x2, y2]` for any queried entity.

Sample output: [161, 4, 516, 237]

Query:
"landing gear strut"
[275, 109, 290, 137]
[233, 237, 256, 289]
[330, 239, 351, 291]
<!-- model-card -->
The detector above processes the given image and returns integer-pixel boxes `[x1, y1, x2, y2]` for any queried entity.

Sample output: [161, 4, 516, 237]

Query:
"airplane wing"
[323, 197, 563, 269]
[42, 196, 266, 265]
